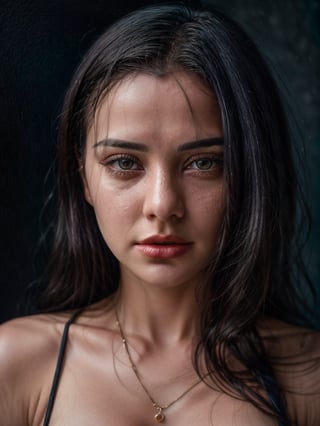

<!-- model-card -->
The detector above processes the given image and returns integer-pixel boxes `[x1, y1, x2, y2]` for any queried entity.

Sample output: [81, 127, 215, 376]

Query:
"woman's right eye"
[101, 154, 143, 176]
[113, 158, 137, 170]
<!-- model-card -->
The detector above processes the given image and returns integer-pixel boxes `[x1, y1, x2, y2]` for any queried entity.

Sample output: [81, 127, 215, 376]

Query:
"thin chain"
[115, 309, 207, 414]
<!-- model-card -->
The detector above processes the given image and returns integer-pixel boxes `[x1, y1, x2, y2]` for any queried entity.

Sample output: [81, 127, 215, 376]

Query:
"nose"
[142, 167, 185, 222]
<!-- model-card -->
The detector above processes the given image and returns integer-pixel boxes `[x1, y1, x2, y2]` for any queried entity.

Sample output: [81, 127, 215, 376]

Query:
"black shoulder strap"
[43, 310, 82, 426]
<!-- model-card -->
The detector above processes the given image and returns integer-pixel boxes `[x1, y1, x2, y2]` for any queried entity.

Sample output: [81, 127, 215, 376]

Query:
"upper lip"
[138, 235, 191, 245]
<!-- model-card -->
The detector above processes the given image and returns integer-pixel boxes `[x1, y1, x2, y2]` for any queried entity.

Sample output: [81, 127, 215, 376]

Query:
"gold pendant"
[154, 407, 165, 423]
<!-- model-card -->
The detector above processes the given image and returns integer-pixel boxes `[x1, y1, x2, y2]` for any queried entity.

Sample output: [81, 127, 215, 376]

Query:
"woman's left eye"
[188, 156, 223, 171]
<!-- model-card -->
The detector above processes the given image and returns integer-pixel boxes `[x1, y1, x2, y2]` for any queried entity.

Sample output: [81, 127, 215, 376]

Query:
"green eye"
[194, 158, 214, 170]
[102, 154, 142, 177]
[186, 155, 224, 174]
[117, 158, 136, 170]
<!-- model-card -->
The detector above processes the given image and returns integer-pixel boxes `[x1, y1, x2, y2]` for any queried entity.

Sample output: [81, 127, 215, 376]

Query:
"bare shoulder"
[0, 312, 74, 368]
[0, 312, 71, 425]
[260, 318, 320, 426]
[0, 299, 115, 377]
[0, 300, 115, 425]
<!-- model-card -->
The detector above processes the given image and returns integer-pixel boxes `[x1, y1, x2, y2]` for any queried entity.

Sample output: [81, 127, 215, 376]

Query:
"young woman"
[0, 3, 319, 425]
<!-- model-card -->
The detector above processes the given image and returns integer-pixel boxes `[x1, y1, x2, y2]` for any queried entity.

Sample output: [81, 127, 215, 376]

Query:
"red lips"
[136, 235, 192, 258]
[138, 235, 190, 245]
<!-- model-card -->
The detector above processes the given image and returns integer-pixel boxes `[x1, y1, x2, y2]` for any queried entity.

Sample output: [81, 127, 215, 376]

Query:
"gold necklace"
[115, 309, 207, 423]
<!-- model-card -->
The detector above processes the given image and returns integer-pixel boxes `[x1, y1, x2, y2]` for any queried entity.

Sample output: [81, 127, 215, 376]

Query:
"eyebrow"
[93, 139, 148, 151]
[93, 137, 224, 152]
[177, 138, 224, 151]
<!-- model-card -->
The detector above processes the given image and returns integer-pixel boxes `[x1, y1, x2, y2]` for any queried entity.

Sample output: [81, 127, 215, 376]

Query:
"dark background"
[1, 0, 319, 324]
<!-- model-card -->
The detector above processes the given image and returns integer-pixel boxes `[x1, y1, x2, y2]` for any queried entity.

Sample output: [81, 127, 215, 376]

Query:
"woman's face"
[83, 72, 225, 290]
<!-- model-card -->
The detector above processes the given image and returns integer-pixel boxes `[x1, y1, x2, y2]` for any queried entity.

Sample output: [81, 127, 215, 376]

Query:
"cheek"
[86, 173, 140, 229]
[188, 185, 226, 242]
[190, 183, 225, 216]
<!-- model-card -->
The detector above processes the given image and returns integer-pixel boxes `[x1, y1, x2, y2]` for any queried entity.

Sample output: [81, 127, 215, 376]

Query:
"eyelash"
[100, 153, 224, 177]
[186, 155, 224, 173]
[101, 154, 142, 177]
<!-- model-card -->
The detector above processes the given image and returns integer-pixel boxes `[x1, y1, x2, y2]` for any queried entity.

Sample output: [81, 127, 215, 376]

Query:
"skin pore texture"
[83, 72, 226, 341]
[0, 72, 319, 426]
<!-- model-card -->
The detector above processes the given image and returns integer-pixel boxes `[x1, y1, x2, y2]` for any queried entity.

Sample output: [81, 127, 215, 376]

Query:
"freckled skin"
[84, 72, 226, 292]
[0, 71, 319, 426]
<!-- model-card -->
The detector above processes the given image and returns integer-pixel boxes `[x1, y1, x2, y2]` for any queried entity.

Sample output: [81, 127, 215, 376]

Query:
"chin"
[124, 263, 203, 290]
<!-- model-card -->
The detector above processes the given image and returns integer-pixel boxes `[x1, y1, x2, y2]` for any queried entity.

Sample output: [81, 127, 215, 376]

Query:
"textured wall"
[0, 0, 319, 323]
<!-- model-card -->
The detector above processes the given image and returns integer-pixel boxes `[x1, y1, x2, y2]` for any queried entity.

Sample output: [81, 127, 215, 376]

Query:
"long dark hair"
[34, 3, 314, 424]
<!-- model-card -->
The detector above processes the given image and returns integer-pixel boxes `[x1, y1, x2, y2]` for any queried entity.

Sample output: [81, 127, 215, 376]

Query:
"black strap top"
[43, 310, 81, 426]
[42, 313, 288, 426]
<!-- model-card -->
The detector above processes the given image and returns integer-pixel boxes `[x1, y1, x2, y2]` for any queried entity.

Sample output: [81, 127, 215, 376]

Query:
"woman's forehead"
[87, 71, 222, 146]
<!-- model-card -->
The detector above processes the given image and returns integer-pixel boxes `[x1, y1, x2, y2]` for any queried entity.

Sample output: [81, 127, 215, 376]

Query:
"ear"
[78, 157, 93, 206]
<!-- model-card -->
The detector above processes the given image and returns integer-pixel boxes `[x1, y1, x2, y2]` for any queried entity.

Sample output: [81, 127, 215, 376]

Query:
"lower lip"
[136, 244, 192, 259]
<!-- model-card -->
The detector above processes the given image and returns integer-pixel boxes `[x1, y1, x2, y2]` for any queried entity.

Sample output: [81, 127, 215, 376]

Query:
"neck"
[114, 274, 200, 346]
